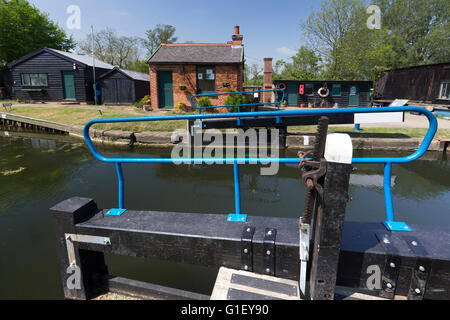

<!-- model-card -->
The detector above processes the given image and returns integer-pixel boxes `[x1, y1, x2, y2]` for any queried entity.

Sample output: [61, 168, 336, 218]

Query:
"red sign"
[299, 84, 305, 95]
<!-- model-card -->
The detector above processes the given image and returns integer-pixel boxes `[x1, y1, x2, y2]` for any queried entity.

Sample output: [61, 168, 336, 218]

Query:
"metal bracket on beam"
[403, 236, 431, 300]
[105, 208, 127, 216]
[65, 233, 111, 266]
[241, 226, 255, 272]
[263, 228, 277, 276]
[376, 232, 402, 299]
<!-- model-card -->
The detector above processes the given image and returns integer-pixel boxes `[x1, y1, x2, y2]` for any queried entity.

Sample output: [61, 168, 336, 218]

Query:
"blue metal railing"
[83, 105, 438, 231]
[190, 89, 285, 126]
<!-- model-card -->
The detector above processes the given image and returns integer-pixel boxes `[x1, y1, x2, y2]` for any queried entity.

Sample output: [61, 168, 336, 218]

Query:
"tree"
[302, 0, 391, 80]
[247, 63, 263, 85]
[78, 28, 143, 70]
[276, 46, 322, 80]
[374, 0, 450, 68]
[126, 60, 149, 74]
[143, 24, 177, 56]
[0, 0, 75, 65]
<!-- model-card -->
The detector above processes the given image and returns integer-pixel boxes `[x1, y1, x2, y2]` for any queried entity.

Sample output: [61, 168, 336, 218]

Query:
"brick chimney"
[263, 58, 273, 103]
[232, 25, 243, 46]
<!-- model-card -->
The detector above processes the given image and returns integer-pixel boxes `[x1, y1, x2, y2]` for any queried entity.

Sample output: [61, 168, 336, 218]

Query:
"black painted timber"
[6, 48, 110, 102]
[200, 113, 354, 130]
[51, 197, 450, 300]
[309, 162, 352, 300]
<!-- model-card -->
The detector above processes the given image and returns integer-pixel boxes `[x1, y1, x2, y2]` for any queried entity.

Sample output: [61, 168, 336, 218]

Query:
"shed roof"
[48, 48, 115, 69]
[147, 43, 244, 64]
[99, 67, 149, 82]
[382, 62, 450, 72]
[7, 47, 114, 70]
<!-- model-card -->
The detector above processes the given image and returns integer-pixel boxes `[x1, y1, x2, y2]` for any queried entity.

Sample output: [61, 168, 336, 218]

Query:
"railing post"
[384, 162, 394, 222]
[104, 163, 127, 216]
[237, 106, 242, 126]
[233, 160, 241, 215]
[382, 162, 411, 231]
[353, 123, 363, 132]
[116, 162, 124, 209]
[227, 160, 247, 222]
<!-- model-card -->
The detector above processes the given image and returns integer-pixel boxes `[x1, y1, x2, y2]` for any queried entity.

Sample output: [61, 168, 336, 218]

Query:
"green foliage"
[273, 46, 322, 81]
[301, 0, 449, 80]
[374, 0, 450, 67]
[197, 96, 212, 107]
[0, 0, 75, 65]
[223, 92, 250, 112]
[303, 0, 381, 80]
[196, 96, 216, 112]
[141, 95, 151, 105]
[134, 100, 143, 109]
[125, 59, 149, 73]
[135, 95, 151, 109]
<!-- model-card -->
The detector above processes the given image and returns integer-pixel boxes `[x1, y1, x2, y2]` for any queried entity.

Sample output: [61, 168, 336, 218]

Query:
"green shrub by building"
[224, 92, 249, 112]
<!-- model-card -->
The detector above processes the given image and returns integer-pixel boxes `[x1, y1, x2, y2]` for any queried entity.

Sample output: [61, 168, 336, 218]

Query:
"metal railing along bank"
[190, 89, 285, 126]
[83, 91, 437, 232]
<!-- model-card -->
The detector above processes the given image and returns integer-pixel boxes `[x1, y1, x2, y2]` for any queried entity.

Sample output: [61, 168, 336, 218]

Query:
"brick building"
[147, 26, 245, 109]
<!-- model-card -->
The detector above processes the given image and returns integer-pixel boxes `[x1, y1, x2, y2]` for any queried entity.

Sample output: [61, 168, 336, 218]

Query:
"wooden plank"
[0, 112, 69, 132]
[201, 113, 354, 130]
[210, 267, 300, 300]
[105, 275, 210, 300]
[334, 287, 388, 300]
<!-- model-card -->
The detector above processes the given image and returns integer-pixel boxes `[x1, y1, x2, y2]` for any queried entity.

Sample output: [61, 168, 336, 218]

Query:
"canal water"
[0, 131, 449, 299]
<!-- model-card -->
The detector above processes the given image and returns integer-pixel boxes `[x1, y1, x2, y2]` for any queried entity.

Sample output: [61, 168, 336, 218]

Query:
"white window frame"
[21, 73, 48, 87]
[438, 81, 450, 100]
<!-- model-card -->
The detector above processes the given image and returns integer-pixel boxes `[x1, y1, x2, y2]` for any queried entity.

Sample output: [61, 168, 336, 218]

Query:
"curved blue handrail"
[83, 106, 438, 230]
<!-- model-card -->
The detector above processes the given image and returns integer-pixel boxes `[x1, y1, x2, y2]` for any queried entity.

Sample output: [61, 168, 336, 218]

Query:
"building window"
[332, 84, 341, 96]
[21, 73, 48, 86]
[304, 83, 314, 96]
[439, 81, 450, 100]
[197, 66, 216, 93]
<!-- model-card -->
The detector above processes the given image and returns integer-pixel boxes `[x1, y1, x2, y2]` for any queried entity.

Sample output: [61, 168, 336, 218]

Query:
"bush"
[223, 92, 250, 112]
[134, 100, 143, 109]
[141, 95, 151, 105]
[196, 96, 216, 113]
[135, 95, 151, 109]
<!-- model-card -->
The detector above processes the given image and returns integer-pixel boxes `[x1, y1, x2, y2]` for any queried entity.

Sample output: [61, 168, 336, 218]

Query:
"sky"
[28, 0, 325, 66]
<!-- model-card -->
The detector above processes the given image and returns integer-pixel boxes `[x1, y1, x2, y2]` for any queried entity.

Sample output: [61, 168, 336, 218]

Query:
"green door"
[286, 83, 298, 106]
[62, 71, 76, 100]
[157, 71, 173, 108]
[348, 85, 359, 107]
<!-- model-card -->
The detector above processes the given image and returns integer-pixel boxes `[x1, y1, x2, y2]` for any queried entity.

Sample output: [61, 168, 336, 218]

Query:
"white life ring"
[278, 83, 286, 90]
[318, 87, 329, 98]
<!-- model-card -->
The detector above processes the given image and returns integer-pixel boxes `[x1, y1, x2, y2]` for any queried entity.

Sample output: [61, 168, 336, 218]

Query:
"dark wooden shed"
[374, 63, 450, 105]
[99, 67, 150, 105]
[5, 47, 114, 103]
[273, 80, 372, 108]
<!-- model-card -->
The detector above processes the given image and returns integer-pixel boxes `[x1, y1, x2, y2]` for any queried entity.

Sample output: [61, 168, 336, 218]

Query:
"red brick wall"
[149, 63, 243, 109]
